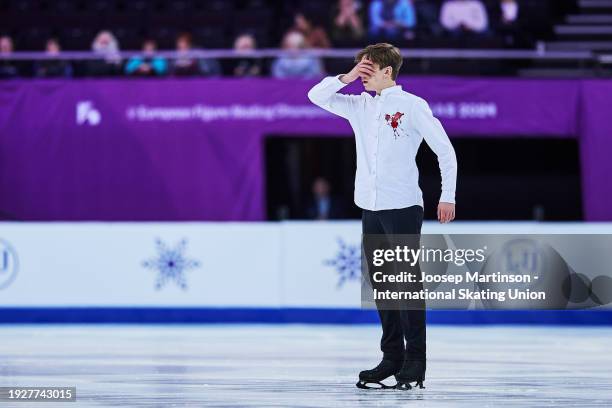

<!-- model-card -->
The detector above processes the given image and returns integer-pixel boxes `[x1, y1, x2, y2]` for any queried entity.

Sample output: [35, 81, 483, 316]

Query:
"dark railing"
[1, 48, 607, 77]
[0, 48, 595, 61]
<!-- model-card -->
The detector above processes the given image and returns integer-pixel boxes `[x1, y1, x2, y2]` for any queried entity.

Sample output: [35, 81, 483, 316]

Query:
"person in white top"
[440, 0, 489, 33]
[308, 43, 457, 390]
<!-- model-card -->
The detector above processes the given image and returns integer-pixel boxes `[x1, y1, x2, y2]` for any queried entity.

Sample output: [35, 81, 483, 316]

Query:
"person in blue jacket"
[369, 0, 417, 39]
[125, 39, 168, 77]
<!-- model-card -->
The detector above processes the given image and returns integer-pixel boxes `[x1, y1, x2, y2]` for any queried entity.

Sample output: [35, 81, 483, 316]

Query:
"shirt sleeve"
[304, 58, 324, 79]
[271, 59, 285, 78]
[307, 75, 358, 119]
[125, 57, 141, 74]
[411, 98, 458, 204]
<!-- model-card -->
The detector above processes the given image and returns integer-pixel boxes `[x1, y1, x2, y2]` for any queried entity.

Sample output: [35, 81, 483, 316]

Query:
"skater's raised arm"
[411, 98, 458, 222]
[307, 60, 375, 119]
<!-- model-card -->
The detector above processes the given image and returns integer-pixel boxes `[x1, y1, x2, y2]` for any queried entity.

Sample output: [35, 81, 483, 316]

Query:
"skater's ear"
[382, 65, 393, 78]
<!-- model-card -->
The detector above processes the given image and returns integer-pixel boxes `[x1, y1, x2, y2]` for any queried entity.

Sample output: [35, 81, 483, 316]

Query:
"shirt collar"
[376, 85, 402, 98]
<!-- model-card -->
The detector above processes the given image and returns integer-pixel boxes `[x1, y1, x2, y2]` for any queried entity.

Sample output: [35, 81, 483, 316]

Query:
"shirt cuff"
[334, 74, 349, 87]
[440, 191, 455, 204]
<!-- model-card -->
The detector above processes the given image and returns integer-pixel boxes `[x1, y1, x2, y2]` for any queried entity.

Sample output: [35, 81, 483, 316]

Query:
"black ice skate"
[356, 359, 402, 389]
[395, 360, 426, 390]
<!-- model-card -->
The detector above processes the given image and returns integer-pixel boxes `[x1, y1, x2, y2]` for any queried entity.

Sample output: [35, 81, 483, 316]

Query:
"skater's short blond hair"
[355, 43, 403, 80]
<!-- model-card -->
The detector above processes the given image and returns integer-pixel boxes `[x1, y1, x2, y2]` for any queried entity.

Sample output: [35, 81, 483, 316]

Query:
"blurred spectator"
[500, 0, 519, 25]
[35, 38, 72, 78]
[498, 0, 520, 46]
[331, 0, 365, 45]
[88, 30, 122, 76]
[271, 31, 324, 79]
[125, 39, 168, 77]
[293, 11, 331, 48]
[440, 0, 489, 34]
[172, 33, 221, 77]
[232, 33, 261, 77]
[369, 0, 416, 40]
[306, 177, 345, 220]
[0, 35, 19, 78]
[414, 0, 443, 36]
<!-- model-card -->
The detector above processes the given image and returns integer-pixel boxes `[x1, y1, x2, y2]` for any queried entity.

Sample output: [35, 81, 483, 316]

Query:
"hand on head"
[342, 58, 376, 84]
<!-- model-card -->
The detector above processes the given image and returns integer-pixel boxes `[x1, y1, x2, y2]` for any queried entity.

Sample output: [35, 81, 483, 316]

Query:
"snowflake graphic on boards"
[324, 238, 361, 288]
[142, 238, 200, 290]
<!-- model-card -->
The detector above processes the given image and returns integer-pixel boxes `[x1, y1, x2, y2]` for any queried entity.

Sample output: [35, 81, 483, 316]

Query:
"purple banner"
[580, 81, 612, 221]
[0, 77, 608, 221]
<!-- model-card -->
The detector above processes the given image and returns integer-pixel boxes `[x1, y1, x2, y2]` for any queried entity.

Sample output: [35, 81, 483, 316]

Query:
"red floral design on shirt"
[384, 112, 405, 138]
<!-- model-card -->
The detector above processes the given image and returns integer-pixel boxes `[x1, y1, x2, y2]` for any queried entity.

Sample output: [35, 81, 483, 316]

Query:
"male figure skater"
[307, 43, 457, 389]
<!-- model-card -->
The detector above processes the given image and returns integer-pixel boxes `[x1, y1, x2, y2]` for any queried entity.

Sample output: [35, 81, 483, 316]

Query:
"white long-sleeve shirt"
[307, 75, 457, 211]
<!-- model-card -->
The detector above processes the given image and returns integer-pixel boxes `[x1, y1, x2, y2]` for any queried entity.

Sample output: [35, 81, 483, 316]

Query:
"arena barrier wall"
[1, 221, 611, 325]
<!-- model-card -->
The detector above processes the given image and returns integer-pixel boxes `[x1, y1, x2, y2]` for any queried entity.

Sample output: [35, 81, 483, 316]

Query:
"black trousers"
[362, 205, 426, 362]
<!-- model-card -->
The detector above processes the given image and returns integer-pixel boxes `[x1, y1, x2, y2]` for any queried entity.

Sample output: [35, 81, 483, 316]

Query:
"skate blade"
[356, 380, 396, 390]
[395, 380, 425, 391]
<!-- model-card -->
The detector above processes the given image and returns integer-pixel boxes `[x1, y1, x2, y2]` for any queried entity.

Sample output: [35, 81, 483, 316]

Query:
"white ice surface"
[0, 324, 611, 407]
